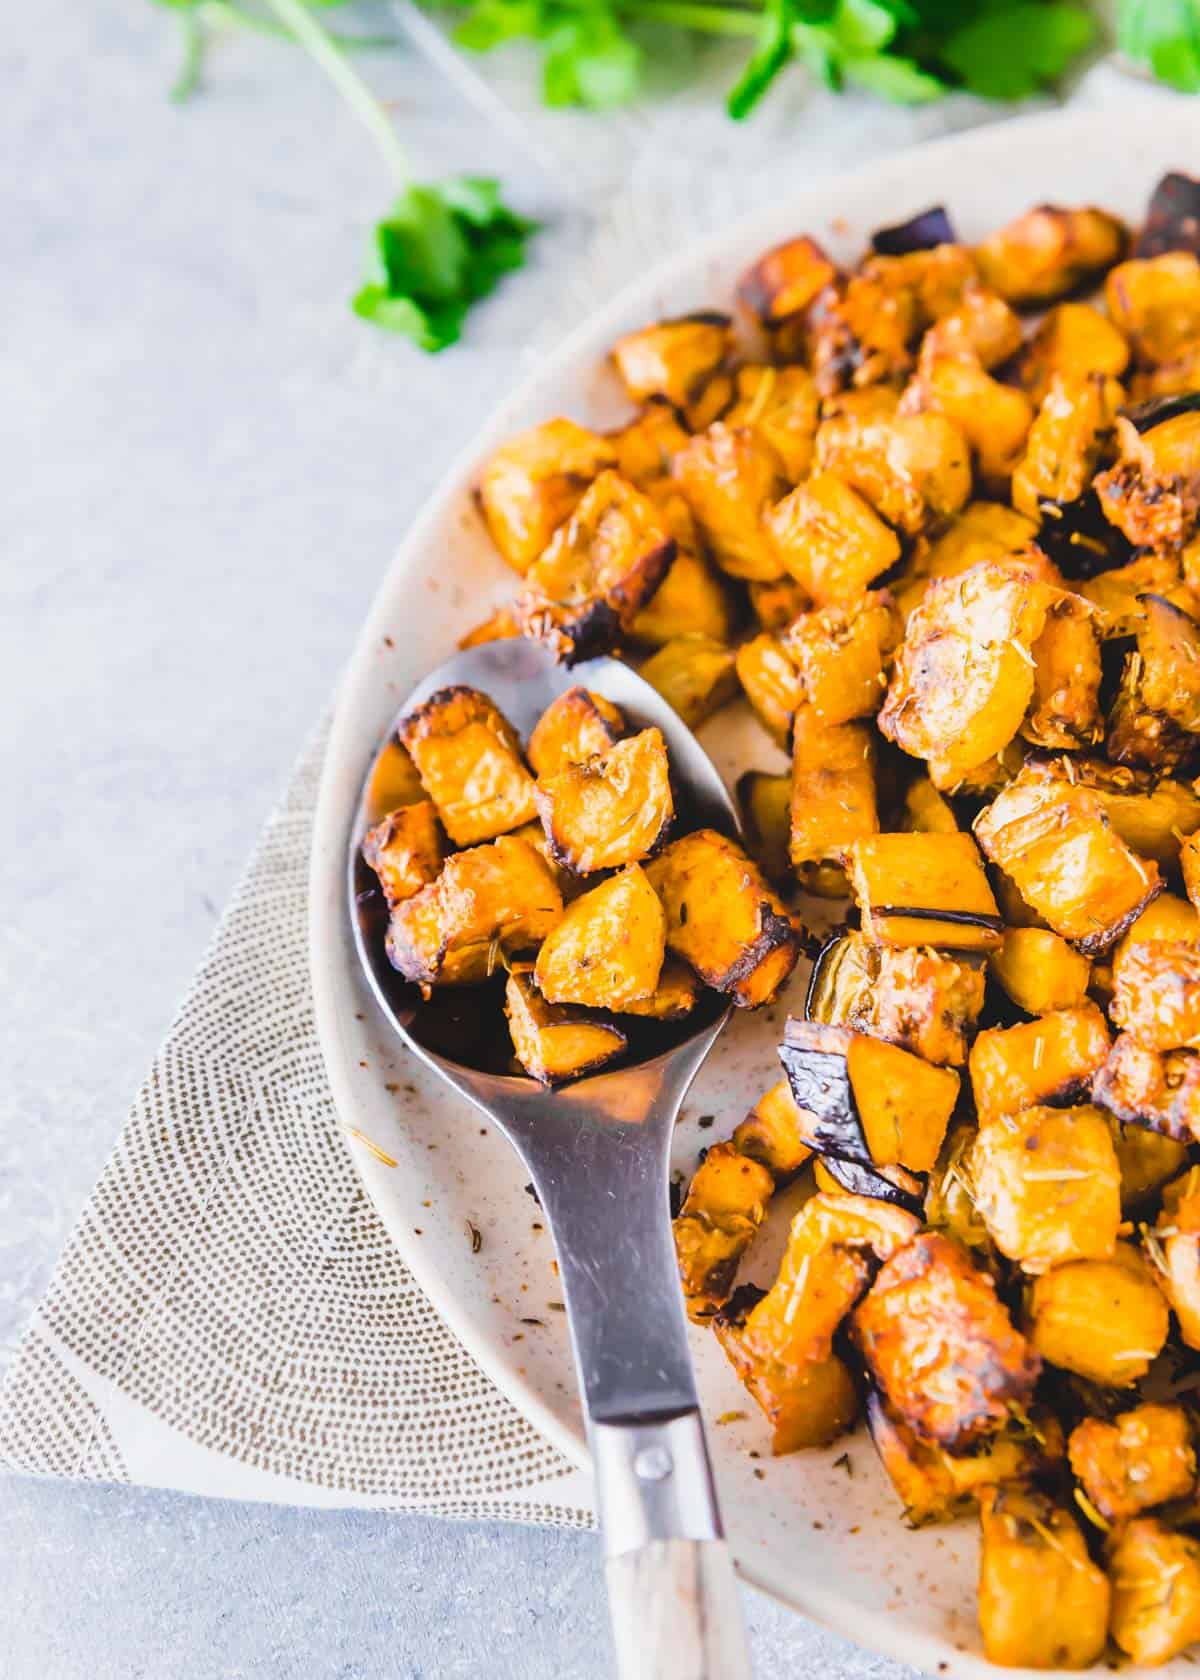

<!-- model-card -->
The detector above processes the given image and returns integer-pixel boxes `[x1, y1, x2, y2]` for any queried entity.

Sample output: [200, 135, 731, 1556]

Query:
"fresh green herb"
[940, 2, 1097, 100]
[1118, 0, 1200, 91]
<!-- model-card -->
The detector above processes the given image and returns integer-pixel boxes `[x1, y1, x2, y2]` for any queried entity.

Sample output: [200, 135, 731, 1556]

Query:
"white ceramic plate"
[311, 107, 1200, 1677]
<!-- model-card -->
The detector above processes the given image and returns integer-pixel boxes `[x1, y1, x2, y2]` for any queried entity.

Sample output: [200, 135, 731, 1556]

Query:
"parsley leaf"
[940, 2, 1097, 99]
[352, 178, 539, 350]
[1118, 0, 1200, 92]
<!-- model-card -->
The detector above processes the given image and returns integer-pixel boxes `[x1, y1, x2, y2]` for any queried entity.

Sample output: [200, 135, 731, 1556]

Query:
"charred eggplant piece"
[870, 205, 957, 256]
[673, 1141, 774, 1321]
[847, 831, 1002, 952]
[1136, 171, 1200, 258]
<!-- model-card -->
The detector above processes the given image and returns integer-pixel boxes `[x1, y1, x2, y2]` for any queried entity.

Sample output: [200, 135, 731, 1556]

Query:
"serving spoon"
[348, 636, 753, 1680]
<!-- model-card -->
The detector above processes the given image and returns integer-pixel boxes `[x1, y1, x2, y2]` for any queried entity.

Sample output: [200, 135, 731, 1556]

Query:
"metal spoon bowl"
[347, 636, 753, 1680]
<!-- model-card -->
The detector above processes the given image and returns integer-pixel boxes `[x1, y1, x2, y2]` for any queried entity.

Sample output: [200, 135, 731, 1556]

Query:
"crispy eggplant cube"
[781, 1017, 960, 1175]
[533, 863, 665, 1010]
[610, 312, 733, 423]
[988, 928, 1091, 1015]
[814, 409, 972, 537]
[1106, 250, 1200, 366]
[638, 635, 739, 729]
[866, 1391, 1049, 1529]
[977, 1485, 1110, 1670]
[969, 1105, 1121, 1273]
[968, 1004, 1111, 1125]
[901, 775, 959, 834]
[732, 1077, 812, 1178]
[1110, 1113, 1191, 1205]
[628, 547, 737, 648]
[1097, 404, 1200, 553]
[789, 709, 878, 866]
[806, 932, 985, 1067]
[847, 831, 1002, 952]
[736, 771, 792, 885]
[1071, 766, 1200, 868]
[386, 834, 562, 990]
[974, 204, 1126, 305]
[974, 762, 1162, 952]
[747, 575, 810, 632]
[724, 364, 819, 483]
[1021, 592, 1104, 751]
[899, 350, 1033, 484]
[526, 686, 626, 778]
[361, 800, 445, 909]
[1112, 940, 1200, 1051]
[714, 1289, 860, 1456]
[673, 1142, 774, 1321]
[1154, 1169, 1200, 1350]
[535, 727, 673, 875]
[919, 287, 1023, 369]
[1020, 301, 1130, 403]
[478, 418, 616, 574]
[671, 423, 787, 581]
[764, 471, 901, 606]
[1011, 370, 1123, 522]
[879, 560, 1058, 788]
[644, 829, 801, 1008]
[1027, 1242, 1169, 1385]
[399, 685, 537, 848]
[1093, 1033, 1200, 1142]
[1069, 1403, 1195, 1525]
[504, 970, 626, 1086]
[851, 1231, 1040, 1450]
[1109, 1518, 1200, 1668]
[1112, 892, 1200, 983]
[781, 593, 897, 726]
[607, 400, 691, 490]
[737, 234, 838, 330]
[734, 632, 803, 747]
[616, 957, 700, 1021]
[518, 470, 674, 663]
[893, 499, 1036, 625]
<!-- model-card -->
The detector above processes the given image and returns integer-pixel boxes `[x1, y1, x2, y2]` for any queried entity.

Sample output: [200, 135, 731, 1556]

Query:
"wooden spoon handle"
[606, 1538, 752, 1680]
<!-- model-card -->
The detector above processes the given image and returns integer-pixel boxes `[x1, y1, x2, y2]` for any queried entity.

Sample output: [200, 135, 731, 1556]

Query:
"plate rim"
[309, 100, 1200, 1674]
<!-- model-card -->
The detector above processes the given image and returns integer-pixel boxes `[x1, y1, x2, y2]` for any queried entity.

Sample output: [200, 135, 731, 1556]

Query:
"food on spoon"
[399, 685, 537, 846]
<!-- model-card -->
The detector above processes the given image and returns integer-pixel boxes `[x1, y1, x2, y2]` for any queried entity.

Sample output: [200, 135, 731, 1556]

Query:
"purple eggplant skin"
[1035, 490, 1134, 579]
[1136, 173, 1200, 258]
[870, 206, 957, 256]
[778, 1040, 875, 1168]
[818, 1153, 926, 1214]
[1123, 390, 1200, 436]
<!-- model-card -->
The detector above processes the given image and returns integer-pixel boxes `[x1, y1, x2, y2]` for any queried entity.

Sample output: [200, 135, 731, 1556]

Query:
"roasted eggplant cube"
[879, 560, 1057, 789]
[747, 576, 810, 632]
[386, 834, 563, 990]
[638, 635, 739, 729]
[806, 932, 985, 1067]
[1021, 593, 1104, 751]
[673, 1142, 774, 1320]
[974, 762, 1162, 952]
[1106, 251, 1200, 367]
[1069, 1404, 1195, 1525]
[737, 234, 838, 332]
[815, 409, 972, 538]
[518, 470, 674, 663]
[629, 547, 737, 647]
[1011, 371, 1123, 522]
[617, 957, 700, 1021]
[607, 400, 691, 490]
[789, 710, 878, 866]
[1078, 552, 1189, 638]
[968, 1003, 1111, 1125]
[919, 288, 1023, 370]
[535, 727, 673, 875]
[504, 970, 626, 1086]
[533, 863, 665, 1010]
[714, 1291, 860, 1456]
[899, 351, 1033, 485]
[734, 633, 803, 747]
[781, 1017, 960, 1175]
[644, 829, 801, 1009]
[848, 831, 1002, 952]
[968, 1104, 1121, 1273]
[526, 687, 626, 778]
[610, 313, 733, 424]
[732, 1077, 812, 1178]
[1112, 891, 1200, 984]
[977, 1484, 1110, 1671]
[1112, 939, 1200, 1051]
[1093, 1032, 1200, 1142]
[851, 1231, 1040, 1450]
[781, 593, 897, 726]
[723, 364, 819, 483]
[866, 1390, 1048, 1530]
[1184, 828, 1200, 910]
[399, 685, 537, 848]
[1110, 1114, 1190, 1206]
[1108, 1519, 1200, 1668]
[1020, 301, 1130, 404]
[901, 775, 959, 835]
[736, 771, 792, 885]
[764, 472, 901, 606]
[1097, 405, 1200, 553]
[671, 423, 787, 581]
[893, 499, 1036, 626]
[1155, 1168, 1200, 1350]
[1026, 1241, 1169, 1385]
[1076, 765, 1200, 867]
[478, 418, 616, 574]
[988, 928, 1091, 1015]
[361, 800, 445, 909]
[974, 204, 1126, 305]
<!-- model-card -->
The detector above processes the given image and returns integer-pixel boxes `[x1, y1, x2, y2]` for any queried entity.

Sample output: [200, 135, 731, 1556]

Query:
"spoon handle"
[593, 1413, 753, 1680]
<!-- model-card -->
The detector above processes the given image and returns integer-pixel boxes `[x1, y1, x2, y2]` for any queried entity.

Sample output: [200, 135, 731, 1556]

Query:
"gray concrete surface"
[0, 5, 922, 1675]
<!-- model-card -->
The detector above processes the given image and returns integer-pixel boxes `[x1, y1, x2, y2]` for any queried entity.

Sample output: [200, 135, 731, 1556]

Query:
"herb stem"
[198, 1, 398, 50]
[615, 0, 762, 35]
[257, 0, 412, 186]
[170, 9, 206, 102]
